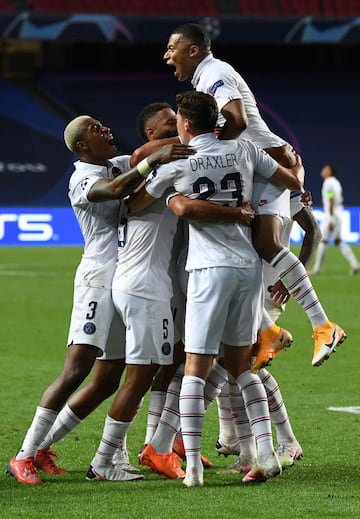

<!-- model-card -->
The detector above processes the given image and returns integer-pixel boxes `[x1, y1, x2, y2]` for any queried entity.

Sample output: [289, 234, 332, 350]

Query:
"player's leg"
[7, 343, 99, 485]
[222, 264, 281, 483]
[87, 293, 174, 482]
[253, 213, 346, 366]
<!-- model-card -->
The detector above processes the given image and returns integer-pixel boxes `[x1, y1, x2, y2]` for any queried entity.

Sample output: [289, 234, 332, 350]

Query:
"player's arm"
[167, 192, 255, 226]
[217, 99, 248, 140]
[130, 136, 180, 166]
[293, 206, 322, 267]
[270, 152, 305, 191]
[88, 143, 194, 202]
[128, 184, 157, 213]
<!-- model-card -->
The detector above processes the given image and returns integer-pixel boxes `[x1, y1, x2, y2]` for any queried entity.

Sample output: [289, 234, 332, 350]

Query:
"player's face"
[81, 118, 118, 162]
[163, 33, 198, 82]
[148, 108, 178, 141]
[176, 111, 190, 145]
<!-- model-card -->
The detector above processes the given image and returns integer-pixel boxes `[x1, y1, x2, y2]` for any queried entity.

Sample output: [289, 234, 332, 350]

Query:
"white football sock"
[17, 406, 58, 460]
[38, 403, 82, 450]
[270, 248, 328, 328]
[179, 375, 205, 472]
[236, 370, 274, 461]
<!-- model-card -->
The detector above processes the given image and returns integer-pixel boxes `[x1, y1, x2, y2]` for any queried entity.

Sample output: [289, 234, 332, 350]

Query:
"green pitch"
[1, 246, 359, 518]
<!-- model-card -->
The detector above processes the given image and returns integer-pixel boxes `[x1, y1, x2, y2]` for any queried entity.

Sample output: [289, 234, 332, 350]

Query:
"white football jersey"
[112, 198, 178, 301]
[322, 176, 344, 214]
[68, 155, 131, 288]
[192, 53, 291, 217]
[192, 53, 287, 148]
[145, 133, 278, 271]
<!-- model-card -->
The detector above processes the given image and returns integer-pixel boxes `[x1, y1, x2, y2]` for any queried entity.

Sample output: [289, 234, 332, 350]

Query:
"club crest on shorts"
[161, 342, 171, 356]
[83, 322, 96, 335]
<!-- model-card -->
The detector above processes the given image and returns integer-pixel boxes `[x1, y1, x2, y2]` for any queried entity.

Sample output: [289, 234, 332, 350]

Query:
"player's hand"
[300, 190, 313, 208]
[152, 143, 196, 165]
[268, 280, 290, 304]
[237, 201, 255, 226]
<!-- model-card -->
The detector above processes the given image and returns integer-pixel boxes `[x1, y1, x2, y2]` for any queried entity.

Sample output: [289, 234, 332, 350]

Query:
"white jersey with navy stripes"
[144, 133, 278, 272]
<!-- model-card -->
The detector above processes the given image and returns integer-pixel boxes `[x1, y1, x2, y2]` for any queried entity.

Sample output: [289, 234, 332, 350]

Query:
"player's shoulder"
[109, 154, 131, 172]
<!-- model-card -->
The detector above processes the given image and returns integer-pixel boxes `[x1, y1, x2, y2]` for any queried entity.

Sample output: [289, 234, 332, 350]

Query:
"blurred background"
[1, 0, 359, 245]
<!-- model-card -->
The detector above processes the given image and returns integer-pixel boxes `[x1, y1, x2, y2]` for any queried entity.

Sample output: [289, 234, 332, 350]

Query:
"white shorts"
[253, 181, 291, 220]
[320, 213, 342, 241]
[112, 290, 174, 365]
[184, 265, 263, 355]
[67, 285, 125, 359]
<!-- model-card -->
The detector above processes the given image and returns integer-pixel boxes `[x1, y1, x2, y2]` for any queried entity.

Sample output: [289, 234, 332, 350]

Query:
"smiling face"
[163, 33, 201, 82]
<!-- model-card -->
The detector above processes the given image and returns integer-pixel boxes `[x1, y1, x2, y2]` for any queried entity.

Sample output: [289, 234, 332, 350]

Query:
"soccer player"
[6, 115, 193, 485]
[127, 90, 305, 486]
[163, 22, 347, 369]
[84, 115, 199, 482]
[28, 103, 190, 479]
[310, 163, 360, 276]
[218, 190, 321, 471]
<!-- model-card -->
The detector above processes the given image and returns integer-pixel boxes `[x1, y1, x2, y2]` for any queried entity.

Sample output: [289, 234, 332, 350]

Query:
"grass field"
[1, 246, 359, 518]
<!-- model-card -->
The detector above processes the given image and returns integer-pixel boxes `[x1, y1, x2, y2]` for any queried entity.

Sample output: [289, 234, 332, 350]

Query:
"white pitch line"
[327, 406, 360, 414]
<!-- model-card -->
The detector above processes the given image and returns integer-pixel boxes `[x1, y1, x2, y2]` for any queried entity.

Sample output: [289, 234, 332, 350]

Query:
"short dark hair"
[136, 102, 173, 141]
[176, 91, 218, 133]
[327, 163, 338, 177]
[172, 23, 211, 52]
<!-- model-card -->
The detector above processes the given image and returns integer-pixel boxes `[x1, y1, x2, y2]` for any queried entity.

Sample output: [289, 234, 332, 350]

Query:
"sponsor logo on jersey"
[258, 199, 269, 206]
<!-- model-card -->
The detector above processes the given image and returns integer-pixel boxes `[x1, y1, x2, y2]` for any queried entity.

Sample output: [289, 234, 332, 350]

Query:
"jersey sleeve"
[145, 163, 177, 199]
[208, 66, 242, 113]
[244, 139, 278, 179]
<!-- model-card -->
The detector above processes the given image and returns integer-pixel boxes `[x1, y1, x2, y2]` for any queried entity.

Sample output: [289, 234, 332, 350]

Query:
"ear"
[183, 118, 191, 132]
[188, 44, 198, 57]
[146, 128, 154, 141]
[76, 140, 88, 152]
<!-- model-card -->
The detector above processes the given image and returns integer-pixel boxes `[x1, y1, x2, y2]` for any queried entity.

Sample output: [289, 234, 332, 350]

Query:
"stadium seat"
[27, 0, 219, 15]
[237, 0, 279, 16]
[0, 0, 13, 11]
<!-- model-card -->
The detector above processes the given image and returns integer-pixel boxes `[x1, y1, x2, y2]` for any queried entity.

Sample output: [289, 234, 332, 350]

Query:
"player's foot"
[215, 438, 241, 457]
[173, 438, 213, 468]
[6, 456, 42, 485]
[277, 441, 303, 469]
[113, 446, 141, 473]
[139, 443, 185, 479]
[218, 453, 255, 474]
[86, 462, 144, 481]
[350, 265, 360, 275]
[35, 449, 68, 475]
[183, 467, 204, 487]
[252, 325, 293, 373]
[242, 451, 282, 483]
[312, 321, 347, 367]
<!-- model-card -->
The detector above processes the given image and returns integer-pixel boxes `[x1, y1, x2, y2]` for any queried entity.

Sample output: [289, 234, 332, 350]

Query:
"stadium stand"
[26, 0, 219, 15]
[2, 0, 360, 16]
[0, 0, 13, 11]
[0, 0, 356, 16]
